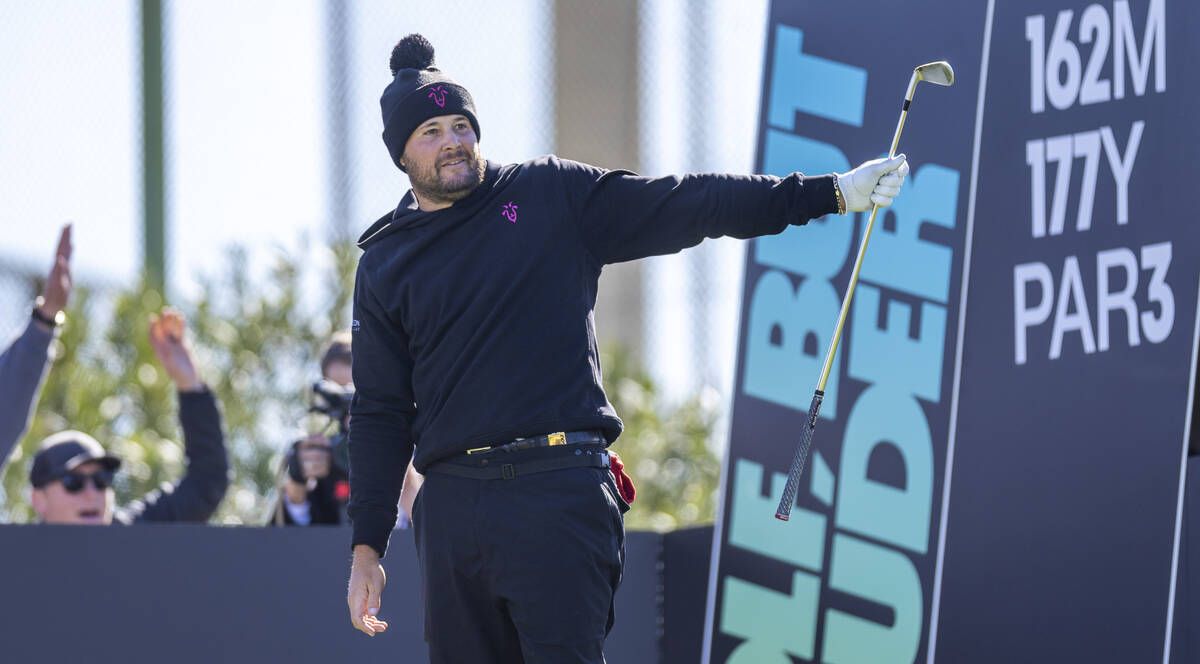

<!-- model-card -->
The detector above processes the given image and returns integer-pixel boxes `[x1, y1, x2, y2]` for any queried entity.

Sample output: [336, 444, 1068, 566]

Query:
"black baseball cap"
[29, 431, 121, 488]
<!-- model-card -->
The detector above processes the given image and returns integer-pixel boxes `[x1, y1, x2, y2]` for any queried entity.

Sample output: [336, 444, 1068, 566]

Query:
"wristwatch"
[32, 296, 65, 328]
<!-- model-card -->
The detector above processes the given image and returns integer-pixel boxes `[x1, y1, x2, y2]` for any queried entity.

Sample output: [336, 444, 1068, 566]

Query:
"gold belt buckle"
[548, 432, 567, 447]
[466, 446, 492, 455]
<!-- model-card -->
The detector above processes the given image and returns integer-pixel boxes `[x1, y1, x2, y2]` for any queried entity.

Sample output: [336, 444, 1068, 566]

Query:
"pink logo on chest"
[428, 85, 447, 108]
[502, 202, 519, 223]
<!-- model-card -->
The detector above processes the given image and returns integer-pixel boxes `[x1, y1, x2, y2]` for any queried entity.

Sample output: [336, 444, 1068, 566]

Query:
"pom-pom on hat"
[380, 34, 480, 171]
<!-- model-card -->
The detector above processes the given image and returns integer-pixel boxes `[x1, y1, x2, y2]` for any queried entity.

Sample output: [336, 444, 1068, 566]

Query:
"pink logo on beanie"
[502, 202, 518, 223]
[428, 85, 447, 108]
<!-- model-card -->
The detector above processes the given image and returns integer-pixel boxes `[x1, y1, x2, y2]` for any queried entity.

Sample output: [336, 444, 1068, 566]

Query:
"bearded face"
[400, 115, 486, 209]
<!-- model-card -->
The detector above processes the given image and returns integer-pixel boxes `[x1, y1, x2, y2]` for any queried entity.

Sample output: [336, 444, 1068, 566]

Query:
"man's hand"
[36, 224, 72, 323]
[148, 308, 204, 392]
[348, 544, 389, 637]
[283, 478, 310, 506]
[284, 435, 333, 505]
[838, 154, 909, 212]
[297, 434, 333, 481]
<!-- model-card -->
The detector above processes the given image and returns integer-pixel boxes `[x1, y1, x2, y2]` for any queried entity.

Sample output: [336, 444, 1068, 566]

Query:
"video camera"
[286, 380, 355, 484]
[311, 379, 354, 473]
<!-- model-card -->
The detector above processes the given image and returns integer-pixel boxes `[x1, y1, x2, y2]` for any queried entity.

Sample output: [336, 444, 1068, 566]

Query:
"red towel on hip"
[608, 451, 636, 504]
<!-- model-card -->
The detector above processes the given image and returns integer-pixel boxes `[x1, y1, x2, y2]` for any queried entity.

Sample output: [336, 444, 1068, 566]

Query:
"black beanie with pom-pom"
[380, 34, 480, 171]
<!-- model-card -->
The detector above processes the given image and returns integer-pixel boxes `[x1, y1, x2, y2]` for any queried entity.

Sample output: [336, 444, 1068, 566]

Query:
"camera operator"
[273, 333, 354, 526]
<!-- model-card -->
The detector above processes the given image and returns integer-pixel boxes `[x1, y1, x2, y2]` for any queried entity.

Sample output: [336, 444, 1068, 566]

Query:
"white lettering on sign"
[1025, 1, 1166, 113]
[1025, 122, 1143, 238]
[1012, 243, 1174, 364]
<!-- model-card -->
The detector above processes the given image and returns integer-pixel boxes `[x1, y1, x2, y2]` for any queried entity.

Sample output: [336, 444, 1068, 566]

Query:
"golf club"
[775, 61, 954, 521]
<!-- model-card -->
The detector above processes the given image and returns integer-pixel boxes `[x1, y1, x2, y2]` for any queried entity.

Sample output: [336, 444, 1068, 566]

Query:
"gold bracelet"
[832, 173, 847, 215]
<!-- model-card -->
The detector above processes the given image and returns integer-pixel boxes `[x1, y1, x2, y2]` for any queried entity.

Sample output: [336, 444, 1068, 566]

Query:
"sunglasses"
[59, 469, 115, 493]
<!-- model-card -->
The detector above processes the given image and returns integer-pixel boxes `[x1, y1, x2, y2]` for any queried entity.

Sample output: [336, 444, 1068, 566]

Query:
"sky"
[0, 0, 554, 291]
[0, 1, 140, 282]
[0, 0, 768, 406]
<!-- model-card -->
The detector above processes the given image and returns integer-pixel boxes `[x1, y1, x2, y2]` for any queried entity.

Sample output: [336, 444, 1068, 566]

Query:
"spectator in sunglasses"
[27, 308, 229, 525]
[28, 431, 121, 525]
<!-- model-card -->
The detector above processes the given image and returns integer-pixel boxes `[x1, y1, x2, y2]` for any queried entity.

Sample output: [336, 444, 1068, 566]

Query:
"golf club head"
[915, 61, 954, 86]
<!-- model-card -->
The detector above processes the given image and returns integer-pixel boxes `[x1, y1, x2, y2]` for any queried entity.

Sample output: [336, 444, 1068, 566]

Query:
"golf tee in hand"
[838, 154, 909, 212]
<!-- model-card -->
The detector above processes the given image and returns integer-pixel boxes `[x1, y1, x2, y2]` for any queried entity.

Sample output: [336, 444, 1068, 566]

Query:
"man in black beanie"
[346, 33, 910, 663]
[378, 34, 484, 207]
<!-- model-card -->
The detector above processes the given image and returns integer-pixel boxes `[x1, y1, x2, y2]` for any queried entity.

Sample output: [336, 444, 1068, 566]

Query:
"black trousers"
[414, 448, 628, 663]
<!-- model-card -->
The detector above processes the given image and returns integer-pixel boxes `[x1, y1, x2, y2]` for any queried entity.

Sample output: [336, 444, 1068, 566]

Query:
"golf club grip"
[775, 389, 824, 520]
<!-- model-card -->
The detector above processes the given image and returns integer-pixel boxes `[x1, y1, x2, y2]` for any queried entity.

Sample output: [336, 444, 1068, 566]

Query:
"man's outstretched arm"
[0, 224, 71, 462]
[121, 309, 229, 524]
[558, 155, 908, 265]
[345, 261, 416, 636]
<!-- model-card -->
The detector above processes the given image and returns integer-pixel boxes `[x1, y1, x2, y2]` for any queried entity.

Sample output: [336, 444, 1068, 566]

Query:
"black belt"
[463, 430, 606, 455]
[426, 446, 610, 480]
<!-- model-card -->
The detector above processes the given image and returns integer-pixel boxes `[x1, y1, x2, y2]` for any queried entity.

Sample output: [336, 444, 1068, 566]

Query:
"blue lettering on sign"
[758, 131, 854, 279]
[823, 533, 924, 663]
[744, 30, 866, 422]
[768, 26, 867, 129]
[849, 285, 948, 403]
[722, 569, 820, 662]
[743, 270, 844, 418]
[720, 20, 963, 664]
[859, 164, 960, 303]
[836, 384, 934, 554]
[728, 458, 826, 571]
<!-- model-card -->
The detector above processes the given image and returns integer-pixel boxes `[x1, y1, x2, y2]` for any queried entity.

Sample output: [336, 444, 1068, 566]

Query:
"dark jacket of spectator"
[272, 471, 349, 526]
[115, 389, 230, 524]
[0, 319, 54, 462]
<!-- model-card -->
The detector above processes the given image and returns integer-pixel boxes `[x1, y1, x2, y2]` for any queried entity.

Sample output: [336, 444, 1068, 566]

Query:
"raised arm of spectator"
[118, 308, 230, 524]
[0, 224, 71, 461]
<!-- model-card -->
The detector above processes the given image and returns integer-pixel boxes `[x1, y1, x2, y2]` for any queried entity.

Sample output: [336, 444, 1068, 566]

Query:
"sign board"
[705, 1, 1199, 662]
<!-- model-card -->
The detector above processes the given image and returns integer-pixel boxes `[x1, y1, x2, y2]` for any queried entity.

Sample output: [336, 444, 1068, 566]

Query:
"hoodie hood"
[358, 160, 503, 249]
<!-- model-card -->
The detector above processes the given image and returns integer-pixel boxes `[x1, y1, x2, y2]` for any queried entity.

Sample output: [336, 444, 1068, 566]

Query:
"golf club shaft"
[775, 73, 918, 521]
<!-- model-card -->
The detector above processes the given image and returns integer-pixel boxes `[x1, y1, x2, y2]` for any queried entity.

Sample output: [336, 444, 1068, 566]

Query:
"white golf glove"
[837, 154, 909, 212]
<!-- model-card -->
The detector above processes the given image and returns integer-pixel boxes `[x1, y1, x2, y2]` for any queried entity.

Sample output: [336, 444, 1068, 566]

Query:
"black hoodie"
[348, 155, 838, 556]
